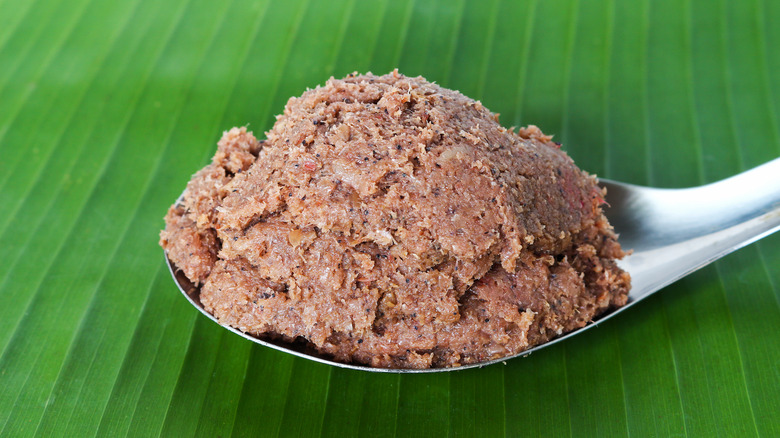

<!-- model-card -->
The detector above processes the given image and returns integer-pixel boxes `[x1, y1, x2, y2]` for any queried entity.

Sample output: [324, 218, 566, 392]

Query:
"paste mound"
[160, 71, 630, 369]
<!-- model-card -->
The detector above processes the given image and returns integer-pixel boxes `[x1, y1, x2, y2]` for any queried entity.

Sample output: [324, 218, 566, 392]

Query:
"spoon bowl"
[166, 158, 780, 372]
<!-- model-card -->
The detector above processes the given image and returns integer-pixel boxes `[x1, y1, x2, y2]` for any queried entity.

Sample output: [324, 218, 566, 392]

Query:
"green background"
[2, 0, 779, 436]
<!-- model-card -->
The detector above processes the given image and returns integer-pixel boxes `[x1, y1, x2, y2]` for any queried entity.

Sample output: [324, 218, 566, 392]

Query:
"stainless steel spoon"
[165, 158, 780, 373]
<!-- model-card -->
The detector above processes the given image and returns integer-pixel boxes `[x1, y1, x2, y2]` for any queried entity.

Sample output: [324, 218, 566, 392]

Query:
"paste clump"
[160, 71, 630, 368]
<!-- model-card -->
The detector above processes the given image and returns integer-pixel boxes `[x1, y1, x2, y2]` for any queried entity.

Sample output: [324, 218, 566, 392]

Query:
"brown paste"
[160, 71, 630, 368]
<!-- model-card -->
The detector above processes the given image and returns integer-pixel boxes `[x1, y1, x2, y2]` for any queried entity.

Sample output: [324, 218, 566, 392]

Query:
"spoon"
[165, 158, 780, 373]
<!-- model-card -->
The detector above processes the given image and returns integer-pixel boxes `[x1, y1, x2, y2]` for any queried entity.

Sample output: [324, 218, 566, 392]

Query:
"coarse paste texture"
[160, 71, 631, 369]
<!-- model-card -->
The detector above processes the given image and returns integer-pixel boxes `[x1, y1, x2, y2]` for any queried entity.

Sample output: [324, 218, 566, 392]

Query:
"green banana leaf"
[2, 0, 779, 436]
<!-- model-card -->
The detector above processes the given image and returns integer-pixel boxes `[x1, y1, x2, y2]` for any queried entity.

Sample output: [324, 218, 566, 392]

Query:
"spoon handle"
[692, 157, 780, 236]
[602, 158, 780, 301]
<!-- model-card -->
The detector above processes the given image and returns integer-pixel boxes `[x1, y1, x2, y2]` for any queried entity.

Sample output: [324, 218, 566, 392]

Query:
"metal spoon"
[165, 158, 780, 373]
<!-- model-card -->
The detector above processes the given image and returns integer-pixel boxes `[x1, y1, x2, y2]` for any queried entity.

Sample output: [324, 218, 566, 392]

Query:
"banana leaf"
[1, 0, 779, 436]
